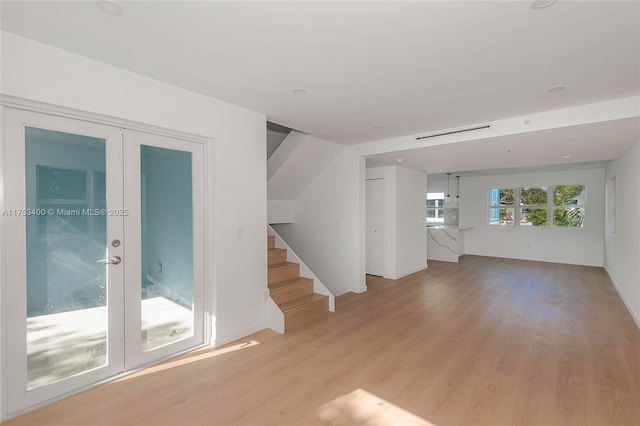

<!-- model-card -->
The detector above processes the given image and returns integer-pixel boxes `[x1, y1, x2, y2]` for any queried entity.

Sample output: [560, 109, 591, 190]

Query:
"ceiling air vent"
[416, 124, 491, 141]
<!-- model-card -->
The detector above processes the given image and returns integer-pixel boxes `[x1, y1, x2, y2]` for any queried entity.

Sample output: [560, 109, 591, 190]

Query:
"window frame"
[426, 192, 445, 223]
[488, 185, 586, 229]
[553, 185, 587, 228]
[519, 186, 549, 227]
[488, 188, 515, 226]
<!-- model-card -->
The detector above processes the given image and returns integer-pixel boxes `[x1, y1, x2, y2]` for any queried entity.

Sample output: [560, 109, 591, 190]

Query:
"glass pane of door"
[24, 127, 108, 389]
[139, 145, 194, 351]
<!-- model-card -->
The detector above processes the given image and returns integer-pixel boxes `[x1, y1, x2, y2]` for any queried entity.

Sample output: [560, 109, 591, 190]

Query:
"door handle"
[97, 256, 122, 265]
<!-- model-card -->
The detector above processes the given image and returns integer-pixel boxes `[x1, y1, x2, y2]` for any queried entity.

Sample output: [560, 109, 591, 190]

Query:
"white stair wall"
[267, 130, 307, 180]
[264, 292, 285, 334]
[268, 200, 294, 224]
[268, 133, 343, 201]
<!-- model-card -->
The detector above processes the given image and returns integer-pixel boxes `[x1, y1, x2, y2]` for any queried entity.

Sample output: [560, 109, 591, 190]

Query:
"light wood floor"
[6, 256, 640, 426]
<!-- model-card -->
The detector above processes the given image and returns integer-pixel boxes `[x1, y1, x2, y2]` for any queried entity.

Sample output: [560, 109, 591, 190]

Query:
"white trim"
[1, 95, 210, 145]
[393, 265, 429, 280]
[203, 135, 214, 350]
[358, 157, 367, 294]
[0, 107, 6, 422]
[604, 267, 640, 331]
[212, 323, 265, 348]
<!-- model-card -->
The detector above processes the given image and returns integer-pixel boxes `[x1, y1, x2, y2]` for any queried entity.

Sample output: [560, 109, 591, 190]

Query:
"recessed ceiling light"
[396, 158, 404, 164]
[561, 155, 571, 159]
[547, 85, 567, 94]
[291, 88, 307, 96]
[96, 0, 124, 16]
[373, 125, 384, 129]
[531, 0, 558, 10]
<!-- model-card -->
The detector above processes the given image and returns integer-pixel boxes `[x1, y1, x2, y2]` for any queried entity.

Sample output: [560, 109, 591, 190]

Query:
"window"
[554, 185, 585, 228]
[427, 192, 444, 223]
[489, 185, 586, 228]
[489, 188, 514, 225]
[520, 187, 548, 226]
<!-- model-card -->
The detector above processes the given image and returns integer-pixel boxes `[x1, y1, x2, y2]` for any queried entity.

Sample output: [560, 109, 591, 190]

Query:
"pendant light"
[446, 173, 451, 204]
[455, 175, 461, 203]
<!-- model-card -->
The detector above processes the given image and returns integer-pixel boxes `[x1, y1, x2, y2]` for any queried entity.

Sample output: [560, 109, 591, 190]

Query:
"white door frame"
[0, 99, 211, 419]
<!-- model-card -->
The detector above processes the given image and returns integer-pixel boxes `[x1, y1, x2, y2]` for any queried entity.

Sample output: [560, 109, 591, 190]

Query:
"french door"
[2, 108, 205, 416]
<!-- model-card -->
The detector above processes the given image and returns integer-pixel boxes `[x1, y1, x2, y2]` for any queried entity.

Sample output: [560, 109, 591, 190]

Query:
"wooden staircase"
[268, 235, 329, 331]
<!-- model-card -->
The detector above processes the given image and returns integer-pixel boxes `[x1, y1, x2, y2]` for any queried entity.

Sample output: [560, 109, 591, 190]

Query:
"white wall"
[459, 168, 606, 266]
[267, 200, 294, 224]
[280, 163, 426, 290]
[605, 141, 640, 327]
[268, 133, 343, 200]
[394, 167, 428, 278]
[266, 125, 289, 159]
[272, 151, 364, 295]
[427, 174, 462, 203]
[0, 31, 268, 345]
[280, 162, 426, 292]
[427, 174, 448, 195]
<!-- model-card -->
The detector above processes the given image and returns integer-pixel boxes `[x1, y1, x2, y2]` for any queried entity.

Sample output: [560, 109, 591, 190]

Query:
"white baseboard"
[604, 266, 640, 331]
[353, 286, 368, 294]
[212, 322, 266, 347]
[395, 265, 428, 280]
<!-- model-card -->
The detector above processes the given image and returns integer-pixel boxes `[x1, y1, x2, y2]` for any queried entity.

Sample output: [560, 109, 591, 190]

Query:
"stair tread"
[268, 261, 298, 271]
[269, 276, 313, 291]
[280, 293, 328, 312]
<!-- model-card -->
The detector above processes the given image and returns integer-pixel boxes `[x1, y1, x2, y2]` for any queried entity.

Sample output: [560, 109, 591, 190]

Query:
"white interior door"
[2, 109, 206, 417]
[3, 108, 126, 415]
[366, 178, 385, 276]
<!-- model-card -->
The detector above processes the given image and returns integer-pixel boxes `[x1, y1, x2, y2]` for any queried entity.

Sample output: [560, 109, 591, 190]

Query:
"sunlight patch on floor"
[115, 340, 261, 381]
[318, 388, 437, 426]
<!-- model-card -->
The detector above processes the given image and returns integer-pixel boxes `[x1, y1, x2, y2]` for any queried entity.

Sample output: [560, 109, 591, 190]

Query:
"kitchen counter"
[427, 225, 474, 263]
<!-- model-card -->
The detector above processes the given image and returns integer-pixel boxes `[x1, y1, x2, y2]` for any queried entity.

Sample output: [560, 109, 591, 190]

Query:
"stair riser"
[271, 281, 314, 304]
[268, 250, 287, 266]
[268, 236, 275, 250]
[285, 298, 329, 331]
[268, 264, 300, 284]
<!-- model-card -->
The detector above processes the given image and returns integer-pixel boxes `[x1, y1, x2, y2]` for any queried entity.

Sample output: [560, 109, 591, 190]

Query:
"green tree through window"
[521, 187, 548, 226]
[554, 185, 585, 227]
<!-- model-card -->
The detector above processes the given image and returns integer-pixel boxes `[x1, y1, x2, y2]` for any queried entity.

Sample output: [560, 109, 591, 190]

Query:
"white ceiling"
[366, 116, 640, 174]
[2, 1, 639, 177]
[1, 0, 639, 146]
